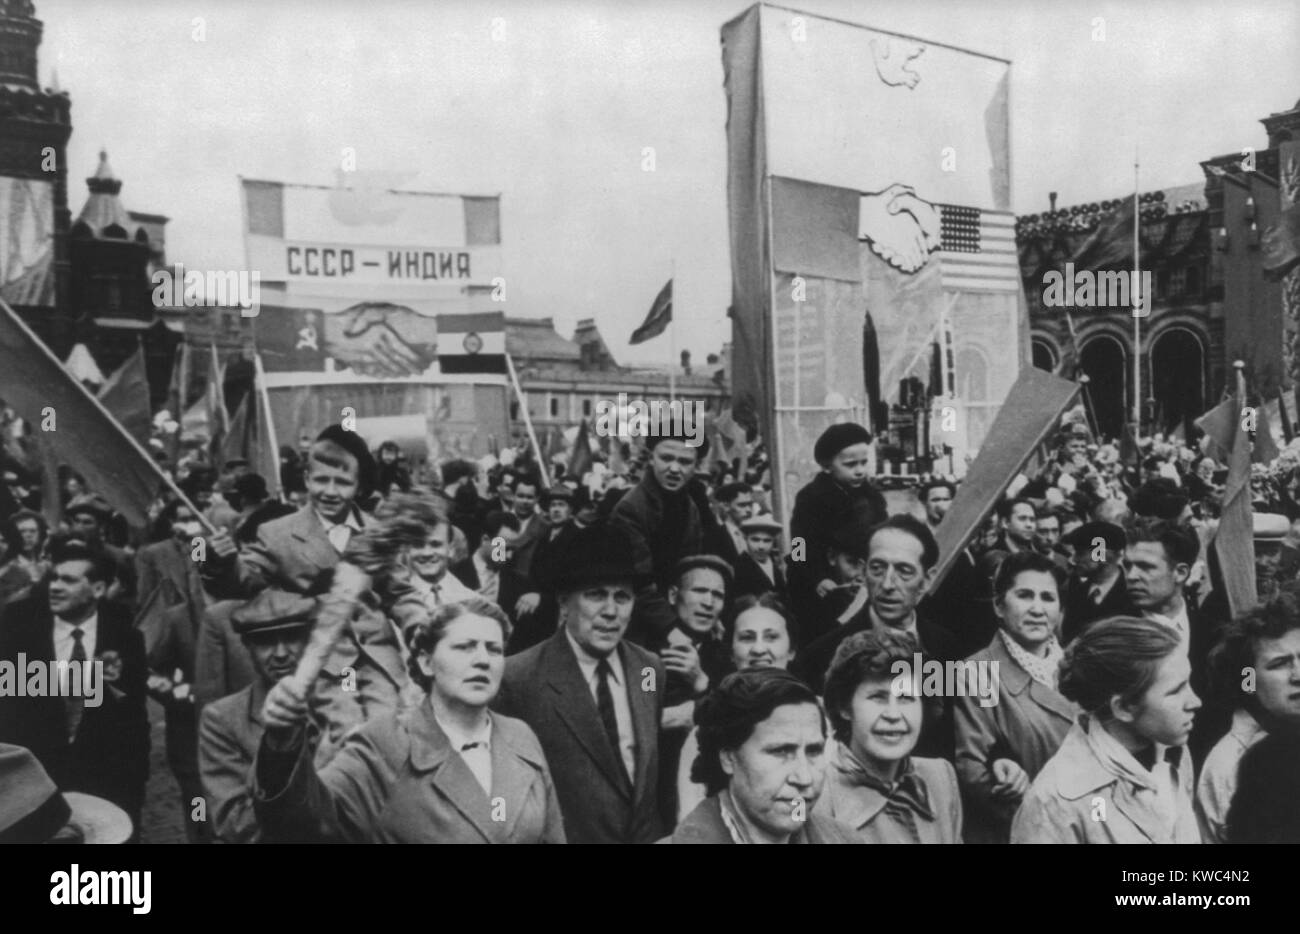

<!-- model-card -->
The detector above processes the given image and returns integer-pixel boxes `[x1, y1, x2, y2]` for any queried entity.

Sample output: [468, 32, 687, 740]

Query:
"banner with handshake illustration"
[722, 4, 1027, 517]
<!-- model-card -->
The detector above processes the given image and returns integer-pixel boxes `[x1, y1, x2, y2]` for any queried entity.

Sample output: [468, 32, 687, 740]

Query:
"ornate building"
[1018, 93, 1300, 440]
[1017, 185, 1218, 438]
[1, 0, 181, 406]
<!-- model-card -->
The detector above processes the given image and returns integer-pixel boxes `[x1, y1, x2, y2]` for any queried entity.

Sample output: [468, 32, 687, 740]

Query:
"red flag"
[1195, 397, 1237, 463]
[0, 297, 164, 526]
[98, 345, 152, 448]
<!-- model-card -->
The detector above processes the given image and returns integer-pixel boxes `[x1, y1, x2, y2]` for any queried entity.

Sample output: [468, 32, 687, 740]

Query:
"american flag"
[935, 204, 1020, 292]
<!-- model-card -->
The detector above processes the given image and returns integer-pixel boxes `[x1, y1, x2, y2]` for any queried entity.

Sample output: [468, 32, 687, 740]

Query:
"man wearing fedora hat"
[494, 524, 665, 843]
[64, 494, 135, 607]
[199, 590, 324, 844]
[0, 743, 132, 844]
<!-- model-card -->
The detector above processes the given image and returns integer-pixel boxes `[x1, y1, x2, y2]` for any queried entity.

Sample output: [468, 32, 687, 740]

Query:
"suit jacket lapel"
[620, 640, 657, 802]
[407, 704, 498, 843]
[542, 633, 631, 798]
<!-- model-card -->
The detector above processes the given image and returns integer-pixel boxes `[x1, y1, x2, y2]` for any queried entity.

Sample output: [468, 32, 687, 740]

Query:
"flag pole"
[505, 351, 550, 487]
[253, 352, 283, 500]
[1132, 147, 1142, 435]
[669, 259, 677, 404]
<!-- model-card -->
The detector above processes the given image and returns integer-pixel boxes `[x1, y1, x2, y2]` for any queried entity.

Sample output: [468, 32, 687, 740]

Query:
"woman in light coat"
[954, 552, 1077, 843]
[1011, 616, 1202, 844]
[254, 597, 565, 843]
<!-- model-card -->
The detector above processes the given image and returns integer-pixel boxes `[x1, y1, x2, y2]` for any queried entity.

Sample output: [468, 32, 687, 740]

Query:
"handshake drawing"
[858, 184, 942, 274]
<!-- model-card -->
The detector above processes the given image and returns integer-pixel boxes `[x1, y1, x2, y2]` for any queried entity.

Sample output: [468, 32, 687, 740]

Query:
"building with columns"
[1017, 92, 1300, 439]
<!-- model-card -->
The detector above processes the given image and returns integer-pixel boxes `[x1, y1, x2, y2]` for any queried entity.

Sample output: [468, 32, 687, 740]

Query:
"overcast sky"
[37, 0, 1299, 365]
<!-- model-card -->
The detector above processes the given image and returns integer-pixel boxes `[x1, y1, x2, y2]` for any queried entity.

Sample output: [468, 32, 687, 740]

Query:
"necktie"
[65, 628, 86, 743]
[595, 658, 629, 784]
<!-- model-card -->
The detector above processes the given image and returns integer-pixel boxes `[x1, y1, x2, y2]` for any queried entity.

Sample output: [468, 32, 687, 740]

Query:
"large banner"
[722, 4, 1026, 519]
[241, 177, 509, 455]
[0, 178, 54, 307]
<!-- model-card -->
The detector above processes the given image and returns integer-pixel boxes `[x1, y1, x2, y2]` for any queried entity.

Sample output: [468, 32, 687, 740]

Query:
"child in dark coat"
[785, 423, 888, 629]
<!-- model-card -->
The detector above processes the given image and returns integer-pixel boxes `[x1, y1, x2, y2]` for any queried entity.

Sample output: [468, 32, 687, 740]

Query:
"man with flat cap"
[1060, 520, 1128, 645]
[731, 514, 787, 602]
[64, 493, 135, 606]
[494, 524, 665, 844]
[199, 590, 324, 844]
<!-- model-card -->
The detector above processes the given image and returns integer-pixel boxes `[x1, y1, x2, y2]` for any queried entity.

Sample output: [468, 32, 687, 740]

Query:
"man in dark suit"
[704, 481, 756, 567]
[450, 512, 534, 649]
[135, 499, 212, 843]
[506, 475, 548, 582]
[794, 514, 960, 759]
[494, 525, 665, 844]
[1060, 520, 1129, 645]
[730, 514, 787, 602]
[0, 541, 150, 833]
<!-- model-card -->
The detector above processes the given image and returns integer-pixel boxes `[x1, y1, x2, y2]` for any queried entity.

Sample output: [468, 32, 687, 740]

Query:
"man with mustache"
[494, 525, 664, 843]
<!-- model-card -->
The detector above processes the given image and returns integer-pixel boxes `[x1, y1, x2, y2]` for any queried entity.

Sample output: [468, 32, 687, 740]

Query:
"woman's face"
[844, 673, 921, 768]
[722, 702, 826, 841]
[1117, 651, 1200, 747]
[1253, 628, 1300, 724]
[995, 570, 1062, 651]
[730, 607, 794, 671]
[418, 614, 505, 709]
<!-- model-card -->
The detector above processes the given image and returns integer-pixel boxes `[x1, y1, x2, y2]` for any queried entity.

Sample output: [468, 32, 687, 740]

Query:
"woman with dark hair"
[1011, 616, 1202, 843]
[1224, 731, 1300, 844]
[664, 667, 856, 844]
[675, 593, 800, 822]
[1197, 590, 1300, 843]
[816, 629, 962, 843]
[954, 551, 1077, 843]
[253, 597, 565, 843]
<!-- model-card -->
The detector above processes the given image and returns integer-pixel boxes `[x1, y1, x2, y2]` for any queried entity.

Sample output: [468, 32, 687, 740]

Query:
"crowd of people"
[1, 405, 1298, 845]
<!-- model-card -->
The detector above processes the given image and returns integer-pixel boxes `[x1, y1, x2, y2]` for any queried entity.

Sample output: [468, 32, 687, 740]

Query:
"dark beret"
[1064, 520, 1126, 554]
[814, 423, 872, 466]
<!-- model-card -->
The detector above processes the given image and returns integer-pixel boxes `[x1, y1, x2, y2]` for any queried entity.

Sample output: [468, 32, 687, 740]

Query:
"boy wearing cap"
[732, 515, 787, 602]
[198, 590, 323, 844]
[786, 423, 887, 629]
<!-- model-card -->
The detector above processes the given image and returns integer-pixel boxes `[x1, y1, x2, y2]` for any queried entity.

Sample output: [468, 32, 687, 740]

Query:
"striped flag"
[934, 204, 1019, 292]
[630, 279, 672, 345]
[436, 311, 505, 374]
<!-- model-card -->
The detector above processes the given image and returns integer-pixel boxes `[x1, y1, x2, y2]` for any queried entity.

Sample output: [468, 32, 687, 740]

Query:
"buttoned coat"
[494, 629, 665, 843]
[1010, 717, 1201, 844]
[252, 700, 565, 843]
[953, 635, 1077, 843]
